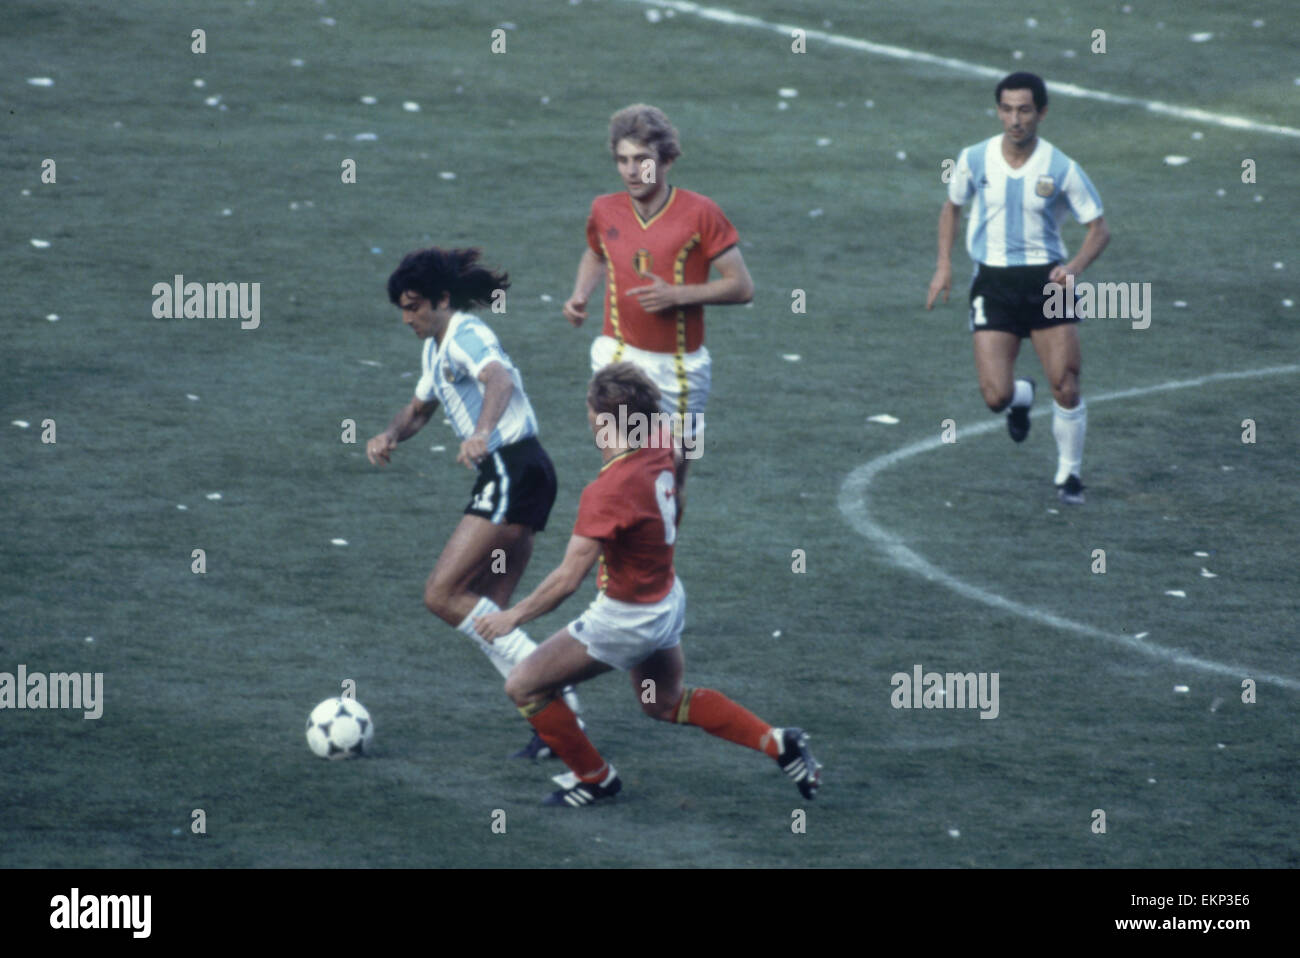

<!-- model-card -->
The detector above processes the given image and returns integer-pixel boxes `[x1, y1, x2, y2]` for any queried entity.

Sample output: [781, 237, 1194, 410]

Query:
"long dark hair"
[387, 247, 509, 310]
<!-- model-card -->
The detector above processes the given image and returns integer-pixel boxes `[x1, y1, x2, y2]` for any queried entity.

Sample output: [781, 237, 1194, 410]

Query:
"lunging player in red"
[475, 362, 821, 807]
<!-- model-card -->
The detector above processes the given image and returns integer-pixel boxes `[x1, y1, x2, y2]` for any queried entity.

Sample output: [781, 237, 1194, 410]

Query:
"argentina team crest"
[633, 248, 653, 277]
[1035, 175, 1056, 198]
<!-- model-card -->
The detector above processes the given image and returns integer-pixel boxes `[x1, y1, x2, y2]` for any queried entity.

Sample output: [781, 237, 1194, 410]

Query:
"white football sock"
[456, 597, 536, 678]
[1011, 378, 1034, 408]
[1052, 398, 1087, 485]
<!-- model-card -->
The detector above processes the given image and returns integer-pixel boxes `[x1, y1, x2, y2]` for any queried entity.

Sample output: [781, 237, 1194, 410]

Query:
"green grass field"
[2, 0, 1297, 869]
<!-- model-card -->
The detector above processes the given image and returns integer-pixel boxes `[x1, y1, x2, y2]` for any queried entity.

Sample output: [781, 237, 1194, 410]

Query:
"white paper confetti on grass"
[12, 420, 30, 428]
[430, 445, 446, 453]
[776, 101, 789, 111]
[439, 171, 456, 180]
[1134, 632, 1150, 640]
[193, 78, 206, 88]
[895, 150, 907, 160]
[360, 95, 377, 105]
[947, 828, 960, 838]
[204, 95, 221, 107]
[1284, 299, 1295, 308]
[1174, 685, 1190, 693]
[290, 58, 304, 67]
[1173, 300, 1187, 308]
[176, 504, 187, 510]
[772, 630, 782, 638]
[1200, 568, 1217, 578]
[46, 313, 59, 322]
[816, 137, 832, 146]
[1273, 262, 1284, 270]
[402, 101, 420, 112]
[205, 492, 222, 501]
[186, 393, 199, 401]
[320, 16, 336, 26]
[1193, 551, 1209, 557]
[221, 208, 232, 216]
[28, 77, 54, 87]
[1164, 155, 1190, 166]
[1165, 590, 1186, 598]
[539, 294, 553, 302]
[30, 239, 51, 248]
[84, 636, 94, 644]
[358, 359, 381, 367]
[779, 88, 798, 98]
[808, 208, 823, 217]
[1189, 32, 1213, 42]
[782, 353, 801, 362]
[645, 8, 661, 21]
[867, 414, 899, 425]
[331, 538, 348, 546]
[354, 132, 378, 141]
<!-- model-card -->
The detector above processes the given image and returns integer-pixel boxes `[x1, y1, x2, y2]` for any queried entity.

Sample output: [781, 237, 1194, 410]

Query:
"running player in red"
[475, 363, 821, 807]
[562, 104, 753, 518]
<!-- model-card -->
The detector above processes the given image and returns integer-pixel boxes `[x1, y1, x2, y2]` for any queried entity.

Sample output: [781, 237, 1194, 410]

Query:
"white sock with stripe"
[1052, 398, 1087, 485]
[1011, 378, 1034, 408]
[456, 597, 537, 678]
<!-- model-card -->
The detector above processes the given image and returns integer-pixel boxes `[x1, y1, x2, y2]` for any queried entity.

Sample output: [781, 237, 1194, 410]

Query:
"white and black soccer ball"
[305, 697, 374, 759]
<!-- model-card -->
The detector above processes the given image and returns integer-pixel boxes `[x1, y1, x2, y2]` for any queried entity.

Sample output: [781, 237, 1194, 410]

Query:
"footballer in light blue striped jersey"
[927, 72, 1110, 505]
[367, 248, 582, 757]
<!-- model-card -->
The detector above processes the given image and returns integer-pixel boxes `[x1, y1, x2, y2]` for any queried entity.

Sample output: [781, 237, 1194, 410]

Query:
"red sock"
[524, 698, 608, 782]
[671, 688, 781, 758]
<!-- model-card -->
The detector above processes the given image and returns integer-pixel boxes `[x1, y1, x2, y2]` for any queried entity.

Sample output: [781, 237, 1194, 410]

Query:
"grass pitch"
[2, 0, 1297, 868]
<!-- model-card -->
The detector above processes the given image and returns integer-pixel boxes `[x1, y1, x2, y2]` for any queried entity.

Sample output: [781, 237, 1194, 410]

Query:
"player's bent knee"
[982, 388, 1012, 413]
[503, 672, 532, 707]
[422, 581, 459, 622]
[1053, 382, 1080, 409]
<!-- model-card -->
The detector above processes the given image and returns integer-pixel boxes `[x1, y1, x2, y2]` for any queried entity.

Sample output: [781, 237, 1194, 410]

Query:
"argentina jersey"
[949, 135, 1103, 267]
[414, 312, 539, 450]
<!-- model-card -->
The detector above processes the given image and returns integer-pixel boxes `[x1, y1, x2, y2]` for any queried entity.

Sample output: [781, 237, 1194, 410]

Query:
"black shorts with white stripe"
[463, 436, 557, 532]
[969, 262, 1080, 338]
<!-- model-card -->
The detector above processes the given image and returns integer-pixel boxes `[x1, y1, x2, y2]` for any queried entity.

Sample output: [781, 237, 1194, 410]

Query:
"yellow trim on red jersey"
[672, 234, 701, 414]
[631, 185, 677, 230]
[598, 236, 625, 360]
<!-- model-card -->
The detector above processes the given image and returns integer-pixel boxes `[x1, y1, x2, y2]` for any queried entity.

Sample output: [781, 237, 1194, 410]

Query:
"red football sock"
[524, 698, 608, 782]
[671, 688, 781, 758]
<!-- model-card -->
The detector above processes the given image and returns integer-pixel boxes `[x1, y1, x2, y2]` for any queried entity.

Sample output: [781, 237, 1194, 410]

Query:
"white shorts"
[567, 577, 685, 671]
[590, 335, 710, 449]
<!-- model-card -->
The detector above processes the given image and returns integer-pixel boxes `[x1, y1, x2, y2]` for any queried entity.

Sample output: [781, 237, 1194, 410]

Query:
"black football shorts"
[968, 262, 1080, 338]
[464, 436, 557, 532]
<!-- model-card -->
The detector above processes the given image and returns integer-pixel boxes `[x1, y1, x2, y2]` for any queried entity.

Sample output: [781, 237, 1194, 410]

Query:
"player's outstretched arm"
[563, 248, 606, 327]
[456, 361, 512, 469]
[1050, 216, 1110, 285]
[926, 200, 962, 309]
[366, 396, 438, 466]
[474, 535, 602, 640]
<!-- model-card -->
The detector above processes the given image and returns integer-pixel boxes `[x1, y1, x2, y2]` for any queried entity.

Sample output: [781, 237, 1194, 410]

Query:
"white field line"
[623, 0, 1300, 139]
[838, 365, 1300, 692]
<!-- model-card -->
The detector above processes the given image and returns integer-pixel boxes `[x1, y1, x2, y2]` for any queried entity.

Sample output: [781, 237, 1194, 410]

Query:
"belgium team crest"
[633, 248, 653, 277]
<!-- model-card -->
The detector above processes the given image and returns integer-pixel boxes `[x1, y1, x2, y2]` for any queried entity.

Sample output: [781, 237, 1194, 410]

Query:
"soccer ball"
[305, 697, 374, 759]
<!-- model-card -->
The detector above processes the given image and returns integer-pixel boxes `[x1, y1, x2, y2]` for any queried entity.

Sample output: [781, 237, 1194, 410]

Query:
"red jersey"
[585, 186, 740, 355]
[573, 441, 678, 602]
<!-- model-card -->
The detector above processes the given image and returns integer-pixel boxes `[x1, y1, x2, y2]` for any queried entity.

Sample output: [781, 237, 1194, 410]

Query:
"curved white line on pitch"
[838, 364, 1300, 692]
